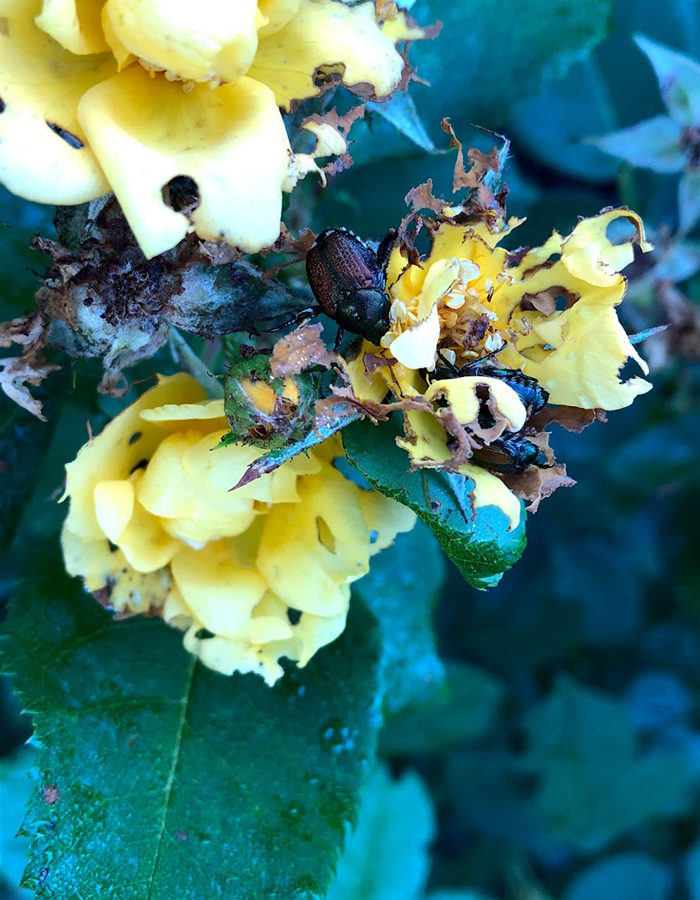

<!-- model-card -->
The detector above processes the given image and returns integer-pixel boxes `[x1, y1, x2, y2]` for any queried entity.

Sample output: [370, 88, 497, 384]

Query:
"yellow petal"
[35, 0, 108, 54]
[77, 68, 292, 258]
[93, 478, 134, 543]
[264, 600, 348, 668]
[459, 463, 522, 532]
[141, 398, 227, 432]
[380, 6, 426, 42]
[424, 376, 527, 434]
[561, 209, 652, 287]
[515, 302, 652, 409]
[171, 541, 267, 639]
[356, 490, 416, 553]
[102, 0, 259, 83]
[61, 525, 175, 612]
[249, 0, 406, 110]
[389, 304, 440, 369]
[63, 374, 206, 541]
[99, 471, 181, 572]
[257, 0, 300, 37]
[0, 0, 112, 203]
[182, 625, 283, 683]
[257, 466, 374, 615]
[136, 432, 259, 544]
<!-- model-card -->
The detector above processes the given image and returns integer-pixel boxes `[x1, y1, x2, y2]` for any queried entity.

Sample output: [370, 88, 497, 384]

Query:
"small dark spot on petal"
[108, 541, 118, 553]
[287, 608, 302, 626]
[46, 121, 84, 149]
[369, 529, 378, 544]
[195, 628, 215, 640]
[0, 97, 5, 114]
[0, 17, 8, 36]
[130, 457, 149, 474]
[128, 431, 142, 445]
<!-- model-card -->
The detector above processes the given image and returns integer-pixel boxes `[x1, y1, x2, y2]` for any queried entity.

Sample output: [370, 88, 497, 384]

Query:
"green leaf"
[0, 748, 34, 898]
[411, 0, 613, 133]
[324, 766, 435, 900]
[525, 676, 695, 851]
[353, 522, 446, 714]
[2, 549, 383, 900]
[635, 34, 700, 126]
[589, 115, 685, 173]
[565, 853, 671, 900]
[342, 417, 526, 590]
[380, 662, 504, 756]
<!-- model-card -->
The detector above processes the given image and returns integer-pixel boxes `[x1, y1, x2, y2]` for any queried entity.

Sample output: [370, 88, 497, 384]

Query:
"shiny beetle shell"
[305, 228, 391, 345]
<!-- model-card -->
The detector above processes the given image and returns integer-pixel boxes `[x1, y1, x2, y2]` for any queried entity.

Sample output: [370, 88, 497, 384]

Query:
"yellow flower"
[0, 0, 421, 259]
[346, 208, 653, 528]
[61, 373, 415, 683]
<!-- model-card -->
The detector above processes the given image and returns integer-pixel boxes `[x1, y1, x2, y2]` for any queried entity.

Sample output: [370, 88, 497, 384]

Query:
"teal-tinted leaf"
[679, 168, 700, 234]
[0, 188, 53, 318]
[380, 662, 504, 756]
[635, 34, 700, 126]
[590, 116, 685, 173]
[0, 386, 63, 557]
[367, 93, 435, 153]
[511, 58, 621, 182]
[525, 676, 694, 851]
[411, 0, 612, 134]
[234, 405, 362, 488]
[353, 521, 445, 713]
[565, 853, 671, 900]
[0, 748, 34, 898]
[2, 550, 383, 900]
[325, 766, 434, 900]
[343, 417, 527, 590]
[652, 240, 700, 281]
[686, 840, 700, 900]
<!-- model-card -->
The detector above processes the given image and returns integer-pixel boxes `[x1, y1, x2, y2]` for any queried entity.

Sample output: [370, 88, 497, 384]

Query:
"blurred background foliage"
[1, 0, 699, 897]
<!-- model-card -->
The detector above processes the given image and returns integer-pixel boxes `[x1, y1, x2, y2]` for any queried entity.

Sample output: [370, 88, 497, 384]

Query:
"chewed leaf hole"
[162, 175, 200, 215]
[316, 516, 337, 553]
[606, 216, 638, 246]
[46, 122, 84, 149]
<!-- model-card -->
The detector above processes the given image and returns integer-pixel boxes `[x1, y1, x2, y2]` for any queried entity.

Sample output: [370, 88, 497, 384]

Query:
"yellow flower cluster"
[348, 208, 653, 529]
[0, 0, 420, 258]
[61, 374, 415, 683]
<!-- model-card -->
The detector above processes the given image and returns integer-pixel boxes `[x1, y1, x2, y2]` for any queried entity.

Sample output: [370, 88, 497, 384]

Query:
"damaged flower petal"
[425, 376, 527, 437]
[61, 375, 415, 684]
[78, 69, 292, 258]
[3, 0, 424, 257]
[248, 0, 415, 110]
[102, 0, 261, 84]
[0, 0, 113, 203]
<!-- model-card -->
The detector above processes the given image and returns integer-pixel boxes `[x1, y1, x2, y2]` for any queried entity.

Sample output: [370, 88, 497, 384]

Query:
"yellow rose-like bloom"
[347, 208, 653, 529]
[0, 0, 420, 259]
[61, 374, 415, 684]
[381, 208, 653, 409]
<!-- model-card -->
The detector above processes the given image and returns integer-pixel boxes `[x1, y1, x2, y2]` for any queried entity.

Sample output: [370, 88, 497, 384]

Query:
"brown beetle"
[305, 228, 392, 345]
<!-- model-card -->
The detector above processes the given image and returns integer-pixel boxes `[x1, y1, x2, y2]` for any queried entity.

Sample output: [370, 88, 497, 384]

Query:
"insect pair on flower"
[304, 226, 551, 477]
